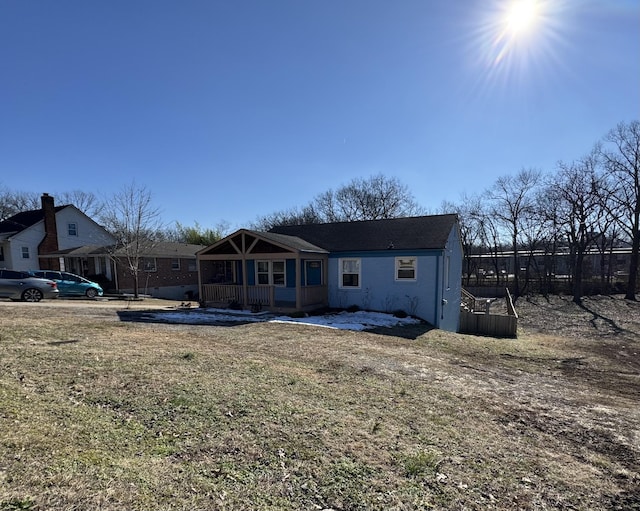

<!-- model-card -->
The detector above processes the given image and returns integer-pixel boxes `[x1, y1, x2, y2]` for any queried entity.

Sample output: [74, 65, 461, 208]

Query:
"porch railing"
[201, 284, 327, 309]
[300, 285, 326, 307]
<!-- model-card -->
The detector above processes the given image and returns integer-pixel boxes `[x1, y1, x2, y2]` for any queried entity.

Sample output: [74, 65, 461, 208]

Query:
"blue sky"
[1, 0, 638, 230]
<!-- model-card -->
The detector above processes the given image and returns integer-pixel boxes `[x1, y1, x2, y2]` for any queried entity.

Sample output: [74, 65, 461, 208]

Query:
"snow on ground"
[146, 308, 421, 331]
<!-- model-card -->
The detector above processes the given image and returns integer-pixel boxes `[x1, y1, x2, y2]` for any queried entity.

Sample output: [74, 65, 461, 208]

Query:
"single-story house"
[110, 241, 203, 300]
[197, 214, 462, 332]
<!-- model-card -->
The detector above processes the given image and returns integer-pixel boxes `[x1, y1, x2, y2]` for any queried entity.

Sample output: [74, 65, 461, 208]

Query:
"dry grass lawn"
[0, 295, 638, 510]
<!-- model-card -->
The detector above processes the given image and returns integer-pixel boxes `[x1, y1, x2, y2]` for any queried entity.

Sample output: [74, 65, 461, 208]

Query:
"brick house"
[112, 241, 203, 300]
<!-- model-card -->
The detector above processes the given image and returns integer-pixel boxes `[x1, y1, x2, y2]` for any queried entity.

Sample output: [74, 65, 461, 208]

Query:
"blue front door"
[305, 260, 322, 286]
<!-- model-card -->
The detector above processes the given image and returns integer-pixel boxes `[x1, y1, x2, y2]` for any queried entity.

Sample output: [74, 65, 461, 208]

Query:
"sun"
[504, 0, 539, 36]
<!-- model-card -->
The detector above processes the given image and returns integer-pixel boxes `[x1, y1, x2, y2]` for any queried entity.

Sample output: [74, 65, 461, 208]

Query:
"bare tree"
[100, 183, 163, 298]
[599, 120, 640, 300]
[0, 187, 40, 220]
[553, 153, 606, 304]
[439, 194, 484, 286]
[57, 190, 104, 219]
[486, 168, 542, 297]
[252, 204, 323, 231]
[255, 174, 425, 229]
[327, 174, 424, 221]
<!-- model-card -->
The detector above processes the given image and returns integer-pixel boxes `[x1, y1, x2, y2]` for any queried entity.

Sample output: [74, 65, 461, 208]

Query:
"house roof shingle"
[0, 206, 67, 235]
[269, 214, 458, 252]
[255, 231, 328, 253]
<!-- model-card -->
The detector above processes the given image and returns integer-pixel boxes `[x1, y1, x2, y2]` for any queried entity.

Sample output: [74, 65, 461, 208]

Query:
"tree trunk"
[626, 210, 639, 300]
[133, 272, 140, 299]
[573, 252, 584, 304]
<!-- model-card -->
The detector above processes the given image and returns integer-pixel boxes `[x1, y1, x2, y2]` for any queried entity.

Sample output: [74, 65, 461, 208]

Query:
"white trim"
[256, 259, 286, 287]
[395, 256, 417, 281]
[142, 257, 157, 272]
[339, 258, 361, 289]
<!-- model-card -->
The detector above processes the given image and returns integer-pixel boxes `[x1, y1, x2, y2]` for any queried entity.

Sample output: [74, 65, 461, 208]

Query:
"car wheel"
[85, 288, 98, 298]
[22, 288, 43, 302]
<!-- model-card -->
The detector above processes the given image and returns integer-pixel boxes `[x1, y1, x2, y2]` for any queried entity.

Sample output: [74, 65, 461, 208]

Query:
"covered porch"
[38, 245, 115, 282]
[197, 229, 329, 312]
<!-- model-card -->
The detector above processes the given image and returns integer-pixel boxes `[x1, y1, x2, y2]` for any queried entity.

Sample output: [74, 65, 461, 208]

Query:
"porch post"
[241, 233, 248, 306]
[295, 255, 301, 309]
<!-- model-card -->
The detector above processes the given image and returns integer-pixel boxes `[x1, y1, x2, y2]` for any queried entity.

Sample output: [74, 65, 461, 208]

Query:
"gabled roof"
[0, 206, 68, 235]
[270, 214, 458, 252]
[197, 229, 327, 257]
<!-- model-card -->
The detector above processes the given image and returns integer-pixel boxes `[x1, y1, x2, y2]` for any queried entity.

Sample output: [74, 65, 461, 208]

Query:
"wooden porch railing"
[201, 284, 327, 309]
[300, 285, 327, 307]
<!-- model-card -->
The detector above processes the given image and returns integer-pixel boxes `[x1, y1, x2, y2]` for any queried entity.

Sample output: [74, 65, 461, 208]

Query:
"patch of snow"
[145, 309, 421, 331]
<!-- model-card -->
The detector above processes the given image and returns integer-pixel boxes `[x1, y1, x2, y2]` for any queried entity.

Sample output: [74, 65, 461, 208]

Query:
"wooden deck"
[459, 288, 518, 337]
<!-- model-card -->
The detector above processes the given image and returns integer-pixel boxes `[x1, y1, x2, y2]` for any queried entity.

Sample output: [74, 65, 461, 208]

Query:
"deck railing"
[459, 287, 518, 337]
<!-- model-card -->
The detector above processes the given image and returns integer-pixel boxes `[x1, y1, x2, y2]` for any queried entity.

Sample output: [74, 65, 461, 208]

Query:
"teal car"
[30, 270, 103, 298]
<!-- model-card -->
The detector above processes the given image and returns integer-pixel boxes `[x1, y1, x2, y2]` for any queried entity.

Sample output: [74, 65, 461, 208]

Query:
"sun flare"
[505, 0, 539, 35]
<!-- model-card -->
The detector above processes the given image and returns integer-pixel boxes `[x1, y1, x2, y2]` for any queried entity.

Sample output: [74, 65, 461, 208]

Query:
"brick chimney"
[37, 193, 60, 269]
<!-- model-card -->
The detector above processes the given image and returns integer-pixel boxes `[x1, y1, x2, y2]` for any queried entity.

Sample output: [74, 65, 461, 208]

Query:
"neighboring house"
[0, 193, 116, 281]
[197, 215, 462, 332]
[112, 241, 203, 300]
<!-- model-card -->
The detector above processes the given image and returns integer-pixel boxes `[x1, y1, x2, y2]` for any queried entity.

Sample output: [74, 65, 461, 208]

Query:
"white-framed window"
[187, 260, 197, 272]
[171, 258, 180, 270]
[272, 261, 285, 286]
[339, 258, 360, 288]
[257, 261, 269, 284]
[142, 257, 157, 272]
[22, 246, 30, 259]
[256, 260, 286, 286]
[68, 223, 78, 236]
[395, 257, 417, 281]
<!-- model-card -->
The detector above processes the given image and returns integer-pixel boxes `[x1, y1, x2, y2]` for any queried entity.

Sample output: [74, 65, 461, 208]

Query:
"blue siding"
[327, 252, 440, 326]
[439, 225, 463, 332]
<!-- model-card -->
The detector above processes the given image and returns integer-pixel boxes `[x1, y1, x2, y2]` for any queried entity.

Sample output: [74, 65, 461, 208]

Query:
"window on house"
[22, 247, 30, 259]
[256, 260, 286, 286]
[272, 261, 285, 286]
[142, 258, 157, 272]
[187, 260, 197, 272]
[257, 261, 269, 284]
[171, 258, 180, 270]
[68, 223, 78, 236]
[395, 257, 417, 281]
[0, 246, 4, 261]
[339, 258, 360, 288]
